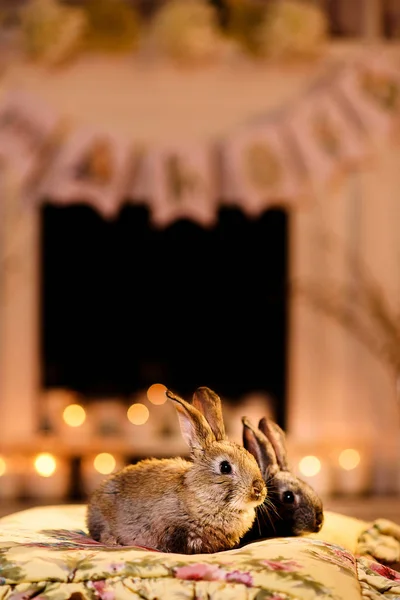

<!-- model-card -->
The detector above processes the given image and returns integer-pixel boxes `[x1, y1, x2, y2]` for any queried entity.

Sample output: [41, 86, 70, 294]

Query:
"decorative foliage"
[83, 0, 141, 53]
[146, 0, 224, 65]
[20, 0, 88, 66]
[295, 232, 400, 379]
[225, 0, 267, 55]
[256, 0, 328, 60]
[225, 0, 327, 60]
[2, 0, 330, 67]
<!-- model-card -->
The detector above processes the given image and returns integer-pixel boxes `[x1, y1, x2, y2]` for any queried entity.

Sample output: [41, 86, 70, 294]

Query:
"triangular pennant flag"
[315, 90, 370, 167]
[286, 87, 369, 191]
[220, 119, 306, 216]
[0, 90, 60, 185]
[41, 128, 132, 218]
[333, 56, 400, 141]
[130, 143, 218, 228]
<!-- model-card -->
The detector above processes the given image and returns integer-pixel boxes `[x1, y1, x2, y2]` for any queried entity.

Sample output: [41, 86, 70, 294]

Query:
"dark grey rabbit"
[239, 416, 324, 545]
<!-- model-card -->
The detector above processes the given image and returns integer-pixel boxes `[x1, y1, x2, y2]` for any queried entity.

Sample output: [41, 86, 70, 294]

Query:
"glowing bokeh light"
[127, 403, 150, 425]
[147, 383, 167, 405]
[298, 455, 321, 477]
[34, 453, 57, 477]
[338, 448, 360, 471]
[93, 453, 116, 475]
[0, 456, 6, 476]
[63, 404, 86, 427]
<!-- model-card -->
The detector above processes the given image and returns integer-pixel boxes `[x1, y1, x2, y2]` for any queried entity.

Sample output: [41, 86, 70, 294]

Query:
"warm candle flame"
[93, 453, 116, 475]
[338, 448, 360, 471]
[127, 403, 149, 425]
[298, 455, 321, 477]
[34, 453, 57, 477]
[63, 404, 86, 427]
[147, 383, 167, 405]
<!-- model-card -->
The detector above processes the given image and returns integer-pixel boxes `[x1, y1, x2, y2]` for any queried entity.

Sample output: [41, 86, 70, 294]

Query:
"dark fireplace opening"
[40, 203, 289, 427]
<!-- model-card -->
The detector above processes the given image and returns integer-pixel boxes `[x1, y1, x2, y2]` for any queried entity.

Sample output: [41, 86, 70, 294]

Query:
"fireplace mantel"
[2, 41, 397, 144]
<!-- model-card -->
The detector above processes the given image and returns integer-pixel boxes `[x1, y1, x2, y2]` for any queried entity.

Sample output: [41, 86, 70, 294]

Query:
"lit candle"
[60, 400, 91, 444]
[295, 454, 332, 498]
[124, 397, 187, 456]
[123, 392, 163, 453]
[333, 448, 371, 495]
[127, 402, 150, 426]
[42, 388, 81, 434]
[24, 453, 70, 499]
[147, 383, 167, 406]
[81, 453, 125, 498]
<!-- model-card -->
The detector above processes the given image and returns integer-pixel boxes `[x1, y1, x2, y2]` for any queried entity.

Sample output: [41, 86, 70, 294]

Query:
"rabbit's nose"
[252, 479, 266, 500]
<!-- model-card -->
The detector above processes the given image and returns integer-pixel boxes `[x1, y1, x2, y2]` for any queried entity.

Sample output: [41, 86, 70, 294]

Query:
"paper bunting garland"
[333, 56, 400, 141]
[0, 90, 60, 186]
[130, 144, 218, 227]
[40, 129, 133, 218]
[285, 88, 369, 191]
[0, 53, 399, 224]
[220, 120, 306, 216]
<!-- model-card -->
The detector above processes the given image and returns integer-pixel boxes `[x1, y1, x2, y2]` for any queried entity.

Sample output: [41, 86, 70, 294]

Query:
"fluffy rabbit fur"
[86, 386, 267, 554]
[239, 416, 324, 545]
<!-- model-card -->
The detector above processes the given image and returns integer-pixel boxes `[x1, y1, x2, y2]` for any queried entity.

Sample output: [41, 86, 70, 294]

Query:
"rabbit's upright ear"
[192, 386, 226, 441]
[258, 418, 289, 471]
[166, 389, 215, 451]
[242, 416, 278, 476]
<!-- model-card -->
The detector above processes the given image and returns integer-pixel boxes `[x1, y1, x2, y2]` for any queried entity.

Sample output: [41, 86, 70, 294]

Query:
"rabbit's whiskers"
[255, 502, 276, 535]
[254, 509, 262, 537]
[263, 498, 279, 528]
[263, 479, 284, 521]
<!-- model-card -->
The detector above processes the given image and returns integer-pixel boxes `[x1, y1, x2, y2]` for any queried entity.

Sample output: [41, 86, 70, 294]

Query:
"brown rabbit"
[86, 387, 267, 554]
[239, 416, 324, 545]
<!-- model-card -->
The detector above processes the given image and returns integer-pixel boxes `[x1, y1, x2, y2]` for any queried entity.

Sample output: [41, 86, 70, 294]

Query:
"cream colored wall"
[0, 172, 39, 442]
[1, 43, 399, 489]
[289, 152, 400, 490]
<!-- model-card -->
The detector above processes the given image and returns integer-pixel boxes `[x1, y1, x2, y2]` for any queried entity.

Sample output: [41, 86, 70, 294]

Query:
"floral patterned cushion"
[0, 505, 399, 600]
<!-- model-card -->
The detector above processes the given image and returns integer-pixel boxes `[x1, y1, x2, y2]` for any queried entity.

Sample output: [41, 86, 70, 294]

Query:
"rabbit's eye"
[282, 491, 295, 504]
[219, 460, 232, 474]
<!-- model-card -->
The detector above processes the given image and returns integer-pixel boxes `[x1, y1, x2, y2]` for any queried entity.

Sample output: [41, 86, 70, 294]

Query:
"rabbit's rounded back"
[86, 386, 266, 554]
[240, 416, 324, 544]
